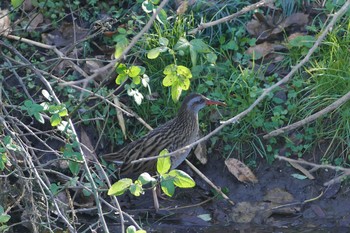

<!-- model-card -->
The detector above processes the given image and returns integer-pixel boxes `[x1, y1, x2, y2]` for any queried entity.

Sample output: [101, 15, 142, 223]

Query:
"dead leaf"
[113, 96, 127, 139]
[246, 42, 285, 60]
[41, 22, 89, 47]
[225, 158, 258, 183]
[79, 126, 96, 161]
[176, 0, 188, 15]
[264, 188, 294, 203]
[28, 13, 43, 32]
[271, 13, 309, 35]
[0, 9, 11, 36]
[194, 141, 207, 164]
[289, 160, 315, 180]
[23, 0, 34, 11]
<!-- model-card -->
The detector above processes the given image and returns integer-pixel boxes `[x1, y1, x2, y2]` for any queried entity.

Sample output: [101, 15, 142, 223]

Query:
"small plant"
[0, 205, 11, 232]
[108, 149, 195, 197]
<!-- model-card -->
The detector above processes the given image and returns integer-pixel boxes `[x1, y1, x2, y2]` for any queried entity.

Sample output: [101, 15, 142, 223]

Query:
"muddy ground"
[86, 152, 350, 233]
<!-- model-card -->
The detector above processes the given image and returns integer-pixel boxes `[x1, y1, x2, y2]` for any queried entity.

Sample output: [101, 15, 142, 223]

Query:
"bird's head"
[180, 93, 226, 114]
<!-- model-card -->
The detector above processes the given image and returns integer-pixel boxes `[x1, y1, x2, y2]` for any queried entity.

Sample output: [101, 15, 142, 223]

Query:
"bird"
[102, 93, 226, 176]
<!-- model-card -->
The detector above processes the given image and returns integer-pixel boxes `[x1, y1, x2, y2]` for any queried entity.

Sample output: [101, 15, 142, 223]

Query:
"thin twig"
[275, 155, 350, 186]
[185, 159, 235, 205]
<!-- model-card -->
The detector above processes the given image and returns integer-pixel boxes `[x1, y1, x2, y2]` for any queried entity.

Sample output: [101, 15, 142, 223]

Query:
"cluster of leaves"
[108, 149, 195, 197]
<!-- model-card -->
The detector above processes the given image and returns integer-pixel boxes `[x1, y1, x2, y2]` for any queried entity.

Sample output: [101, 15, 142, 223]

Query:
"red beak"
[205, 99, 226, 106]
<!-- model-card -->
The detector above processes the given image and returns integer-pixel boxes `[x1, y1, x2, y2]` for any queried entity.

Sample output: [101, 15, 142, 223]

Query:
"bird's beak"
[205, 99, 227, 106]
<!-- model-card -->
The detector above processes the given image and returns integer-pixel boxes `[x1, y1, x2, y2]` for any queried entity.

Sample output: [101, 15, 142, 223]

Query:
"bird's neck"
[176, 107, 199, 128]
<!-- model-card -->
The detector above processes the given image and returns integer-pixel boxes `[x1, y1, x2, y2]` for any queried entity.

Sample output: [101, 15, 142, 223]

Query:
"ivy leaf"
[147, 47, 161, 59]
[160, 174, 175, 197]
[157, 149, 171, 175]
[168, 169, 196, 188]
[108, 178, 133, 196]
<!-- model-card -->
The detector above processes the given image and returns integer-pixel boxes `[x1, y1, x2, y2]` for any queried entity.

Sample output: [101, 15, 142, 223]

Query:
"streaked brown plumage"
[102, 93, 225, 175]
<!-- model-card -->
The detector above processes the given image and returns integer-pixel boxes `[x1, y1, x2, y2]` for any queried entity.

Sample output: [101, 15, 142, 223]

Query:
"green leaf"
[176, 65, 192, 79]
[156, 9, 167, 24]
[0, 214, 11, 223]
[179, 78, 190, 90]
[288, 35, 315, 48]
[174, 37, 190, 51]
[168, 169, 195, 188]
[197, 214, 211, 221]
[114, 36, 129, 59]
[162, 74, 177, 86]
[189, 47, 197, 66]
[116, 63, 127, 74]
[160, 174, 175, 197]
[159, 37, 169, 46]
[108, 178, 133, 196]
[206, 53, 217, 63]
[147, 47, 161, 59]
[49, 183, 61, 195]
[171, 84, 182, 102]
[0, 206, 4, 214]
[116, 73, 128, 85]
[190, 39, 210, 53]
[142, 0, 153, 13]
[132, 76, 141, 85]
[163, 64, 176, 75]
[126, 225, 137, 233]
[11, 0, 24, 8]
[58, 107, 68, 117]
[129, 66, 141, 78]
[129, 183, 144, 196]
[138, 172, 156, 185]
[157, 149, 171, 175]
[68, 153, 82, 175]
[34, 112, 45, 124]
[291, 173, 308, 180]
[50, 113, 61, 127]
[222, 40, 238, 51]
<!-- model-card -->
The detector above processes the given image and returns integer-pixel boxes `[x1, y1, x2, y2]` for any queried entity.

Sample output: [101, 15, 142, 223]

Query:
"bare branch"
[264, 90, 350, 139]
[189, 0, 275, 35]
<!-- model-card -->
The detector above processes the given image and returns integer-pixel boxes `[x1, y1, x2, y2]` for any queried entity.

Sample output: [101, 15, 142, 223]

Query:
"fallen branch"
[264, 90, 350, 139]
